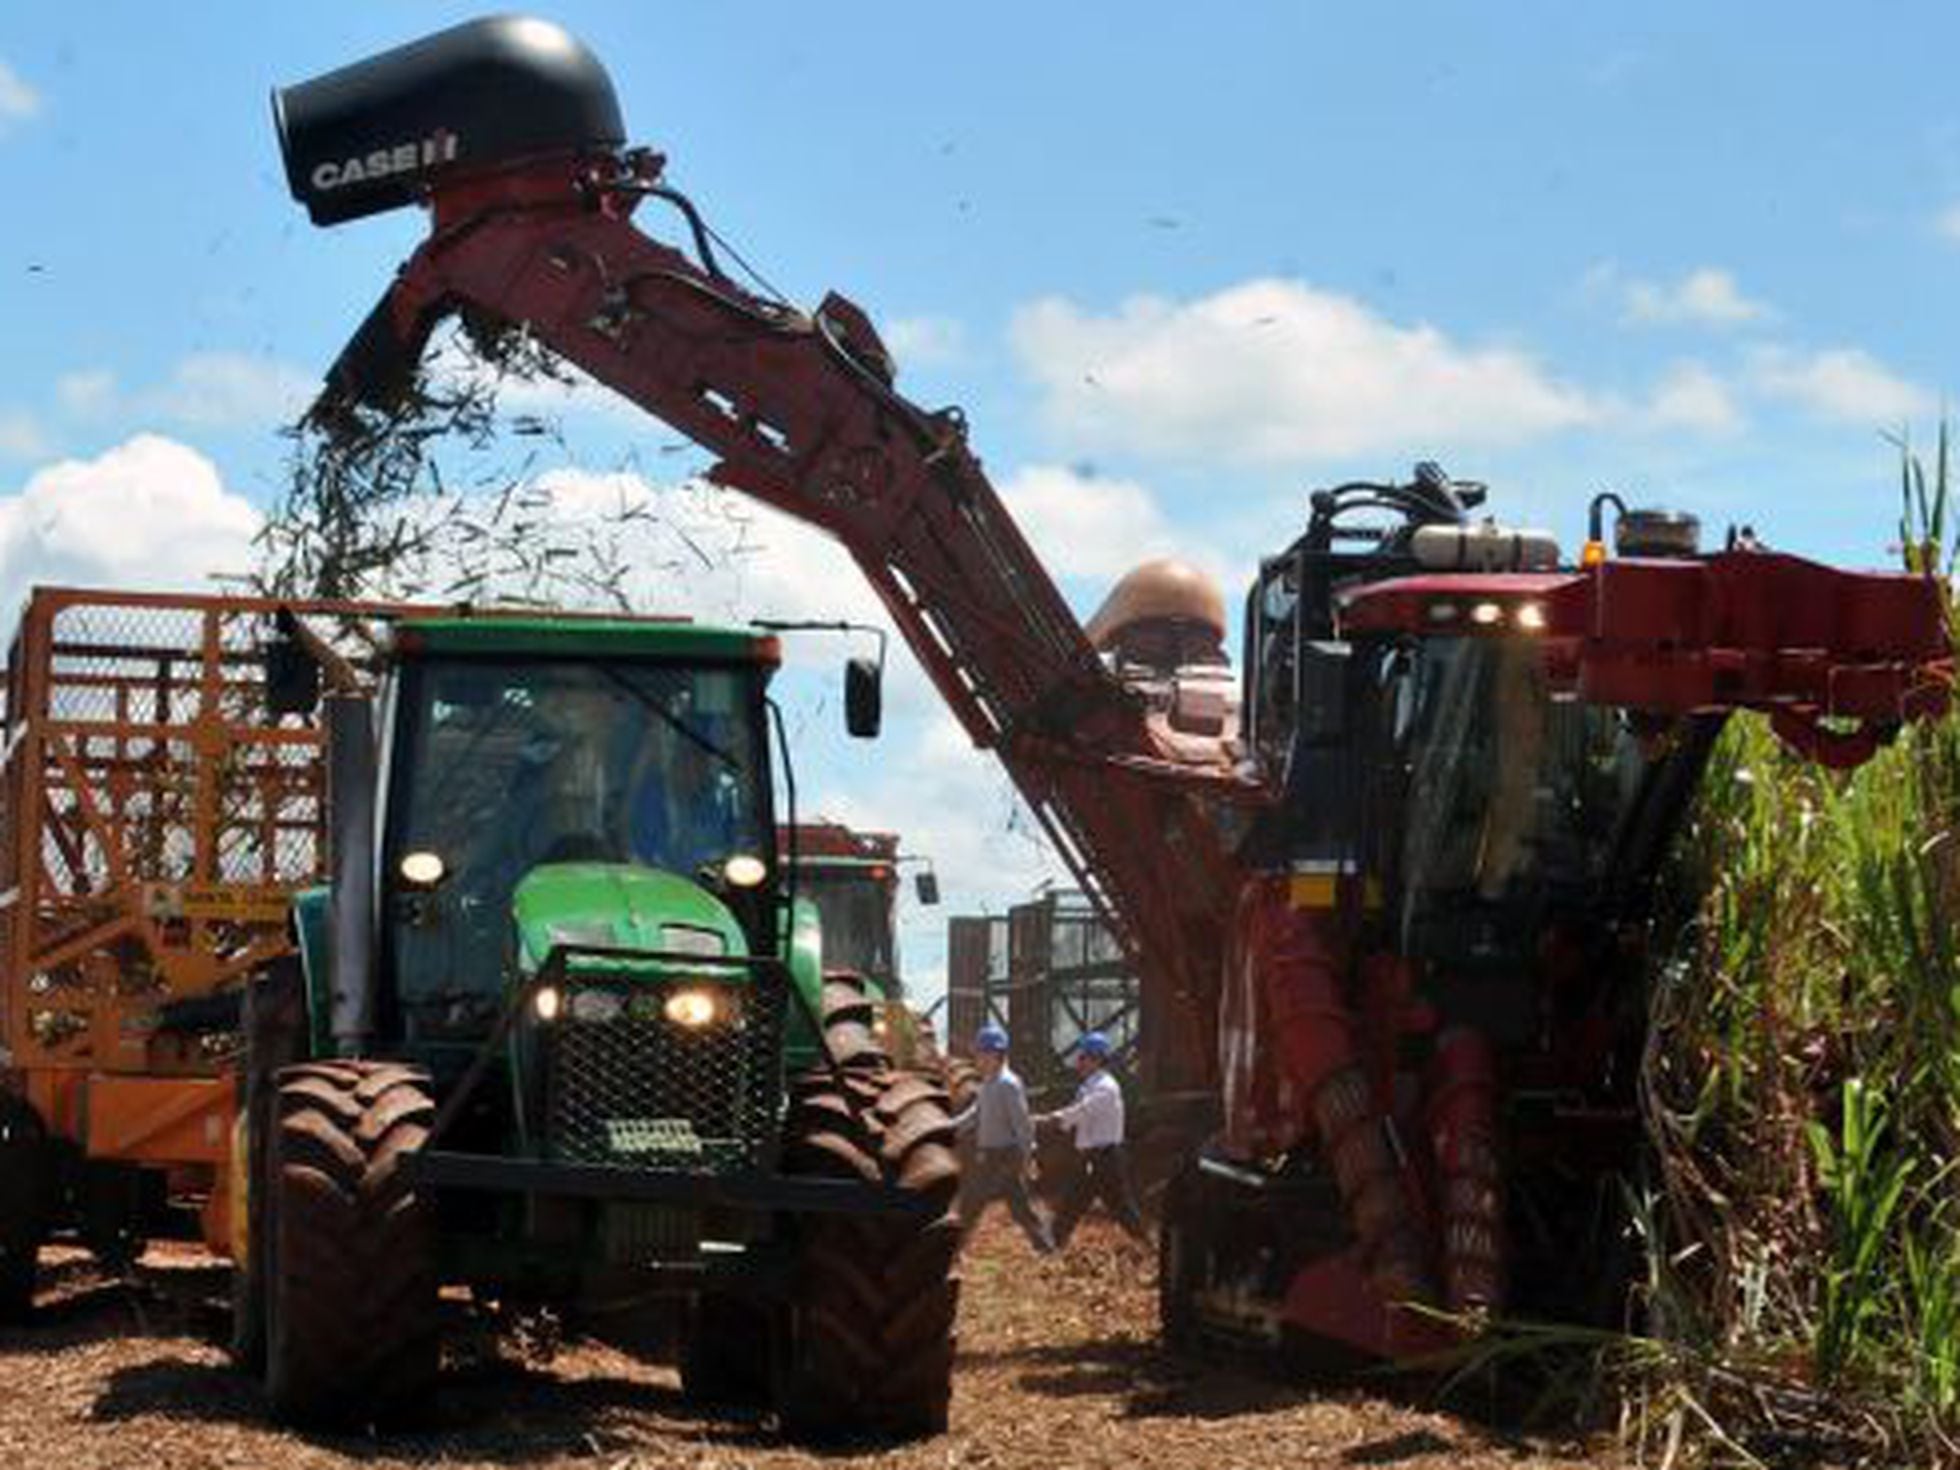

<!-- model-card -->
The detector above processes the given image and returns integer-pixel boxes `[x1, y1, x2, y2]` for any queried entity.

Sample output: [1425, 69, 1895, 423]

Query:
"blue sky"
[1, 4, 1956, 1002]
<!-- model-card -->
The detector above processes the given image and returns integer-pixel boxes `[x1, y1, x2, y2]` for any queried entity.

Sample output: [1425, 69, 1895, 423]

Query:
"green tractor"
[786, 821, 945, 1071]
[232, 609, 960, 1438]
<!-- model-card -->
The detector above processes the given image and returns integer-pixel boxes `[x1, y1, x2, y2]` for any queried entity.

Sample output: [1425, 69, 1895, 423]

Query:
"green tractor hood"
[511, 862, 747, 973]
[506, 862, 847, 1067]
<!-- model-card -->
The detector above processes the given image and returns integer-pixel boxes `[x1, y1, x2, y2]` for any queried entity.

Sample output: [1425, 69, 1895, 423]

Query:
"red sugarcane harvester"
[275, 16, 1952, 1363]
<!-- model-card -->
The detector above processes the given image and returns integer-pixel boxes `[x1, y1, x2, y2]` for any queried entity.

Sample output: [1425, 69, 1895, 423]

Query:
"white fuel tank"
[1410, 521, 1561, 572]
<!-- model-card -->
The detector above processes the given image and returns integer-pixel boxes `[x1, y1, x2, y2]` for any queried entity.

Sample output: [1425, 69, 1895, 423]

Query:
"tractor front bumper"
[408, 1148, 935, 1216]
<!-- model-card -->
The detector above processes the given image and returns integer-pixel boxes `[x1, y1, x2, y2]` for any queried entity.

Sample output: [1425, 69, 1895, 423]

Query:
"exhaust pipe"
[325, 692, 378, 1055]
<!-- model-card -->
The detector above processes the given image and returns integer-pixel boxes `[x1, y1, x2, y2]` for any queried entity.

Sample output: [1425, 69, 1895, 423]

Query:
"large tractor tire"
[262, 1060, 440, 1428]
[939, 1054, 978, 1116]
[939, 1054, 980, 1178]
[0, 1096, 52, 1323]
[777, 974, 962, 1441]
[229, 960, 306, 1371]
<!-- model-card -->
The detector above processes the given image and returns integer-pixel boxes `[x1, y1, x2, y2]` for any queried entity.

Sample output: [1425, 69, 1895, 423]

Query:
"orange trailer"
[0, 587, 403, 1305]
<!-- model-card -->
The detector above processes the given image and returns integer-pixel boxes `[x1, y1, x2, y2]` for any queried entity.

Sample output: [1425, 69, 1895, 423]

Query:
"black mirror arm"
[752, 618, 887, 674]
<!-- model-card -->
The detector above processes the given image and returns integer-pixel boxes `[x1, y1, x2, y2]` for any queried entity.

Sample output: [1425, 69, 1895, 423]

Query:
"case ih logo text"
[310, 129, 460, 192]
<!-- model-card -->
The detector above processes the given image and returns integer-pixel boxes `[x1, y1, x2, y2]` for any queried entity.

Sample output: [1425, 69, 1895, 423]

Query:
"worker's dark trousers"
[959, 1147, 1055, 1252]
[1050, 1143, 1147, 1246]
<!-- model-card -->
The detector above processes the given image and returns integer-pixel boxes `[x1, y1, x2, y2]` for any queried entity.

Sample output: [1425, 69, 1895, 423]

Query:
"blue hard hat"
[1077, 1031, 1112, 1060]
[975, 1024, 1009, 1054]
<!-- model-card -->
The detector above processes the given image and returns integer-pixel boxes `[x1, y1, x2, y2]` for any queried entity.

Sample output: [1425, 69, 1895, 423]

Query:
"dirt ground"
[0, 1222, 1612, 1470]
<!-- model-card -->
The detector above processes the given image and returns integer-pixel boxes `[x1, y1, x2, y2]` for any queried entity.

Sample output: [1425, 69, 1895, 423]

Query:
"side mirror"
[915, 869, 941, 906]
[263, 630, 321, 719]
[845, 656, 882, 739]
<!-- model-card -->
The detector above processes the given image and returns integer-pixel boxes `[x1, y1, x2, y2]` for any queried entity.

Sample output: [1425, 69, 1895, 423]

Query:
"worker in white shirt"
[949, 1025, 1055, 1253]
[1037, 1032, 1147, 1247]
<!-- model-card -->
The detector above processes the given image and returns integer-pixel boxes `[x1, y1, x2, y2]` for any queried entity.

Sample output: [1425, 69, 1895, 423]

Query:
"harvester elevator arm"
[310, 153, 1244, 1090]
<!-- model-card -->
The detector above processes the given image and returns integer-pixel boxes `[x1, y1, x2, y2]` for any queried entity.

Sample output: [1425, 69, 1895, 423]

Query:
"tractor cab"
[379, 622, 779, 1030]
[784, 823, 901, 992]
[1366, 633, 1641, 972]
[1240, 466, 1694, 1034]
[784, 822, 943, 1065]
[275, 612, 822, 1170]
[369, 617, 800, 1165]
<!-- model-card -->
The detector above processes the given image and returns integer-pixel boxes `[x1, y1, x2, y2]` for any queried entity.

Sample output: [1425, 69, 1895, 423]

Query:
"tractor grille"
[542, 980, 784, 1173]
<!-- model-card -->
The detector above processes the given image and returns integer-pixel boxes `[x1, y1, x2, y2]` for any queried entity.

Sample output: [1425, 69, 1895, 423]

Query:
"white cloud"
[1643, 361, 1744, 434]
[1937, 203, 1960, 244]
[881, 314, 967, 369]
[0, 410, 50, 460]
[0, 60, 39, 127]
[1010, 279, 1600, 464]
[350, 466, 928, 707]
[0, 436, 260, 614]
[996, 464, 1206, 583]
[146, 353, 316, 429]
[1604, 265, 1773, 328]
[56, 370, 116, 417]
[1746, 346, 1935, 425]
[60, 354, 316, 432]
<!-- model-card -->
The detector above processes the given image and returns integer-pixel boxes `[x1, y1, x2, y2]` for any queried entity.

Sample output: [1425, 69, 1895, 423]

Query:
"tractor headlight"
[534, 985, 563, 1022]
[1514, 601, 1548, 633]
[399, 850, 446, 889]
[663, 988, 720, 1028]
[569, 988, 624, 1024]
[1469, 601, 1504, 628]
[722, 854, 767, 889]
